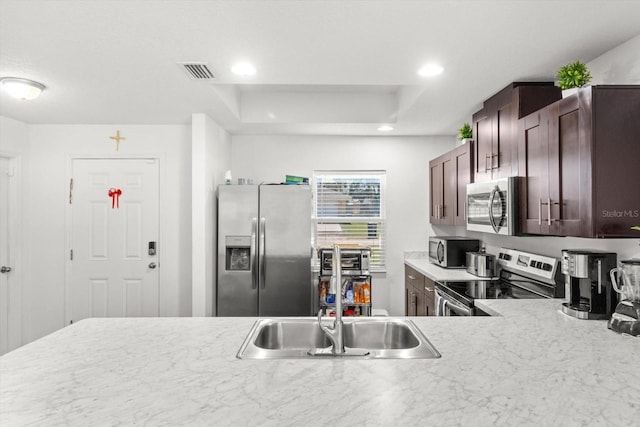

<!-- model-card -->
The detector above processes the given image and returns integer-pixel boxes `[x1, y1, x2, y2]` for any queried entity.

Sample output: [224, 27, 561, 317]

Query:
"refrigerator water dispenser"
[225, 236, 251, 271]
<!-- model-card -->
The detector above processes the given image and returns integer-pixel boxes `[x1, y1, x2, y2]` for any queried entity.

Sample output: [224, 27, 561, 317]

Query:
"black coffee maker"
[560, 250, 618, 320]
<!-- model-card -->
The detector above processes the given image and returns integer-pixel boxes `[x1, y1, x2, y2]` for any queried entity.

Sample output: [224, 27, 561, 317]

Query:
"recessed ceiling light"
[231, 62, 256, 76]
[377, 125, 394, 132]
[418, 63, 444, 77]
[0, 77, 45, 100]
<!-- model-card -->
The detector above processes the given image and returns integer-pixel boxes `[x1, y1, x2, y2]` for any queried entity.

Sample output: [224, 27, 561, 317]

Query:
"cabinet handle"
[425, 287, 433, 292]
[538, 198, 543, 226]
[491, 153, 499, 170]
[408, 275, 416, 280]
[547, 198, 560, 226]
[485, 153, 491, 172]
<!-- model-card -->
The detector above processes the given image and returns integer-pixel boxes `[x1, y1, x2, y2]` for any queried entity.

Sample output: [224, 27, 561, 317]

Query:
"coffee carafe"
[560, 250, 618, 320]
[608, 259, 640, 336]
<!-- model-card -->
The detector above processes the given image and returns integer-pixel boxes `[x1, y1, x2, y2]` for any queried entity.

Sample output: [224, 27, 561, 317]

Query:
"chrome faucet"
[317, 245, 345, 355]
[309, 245, 369, 357]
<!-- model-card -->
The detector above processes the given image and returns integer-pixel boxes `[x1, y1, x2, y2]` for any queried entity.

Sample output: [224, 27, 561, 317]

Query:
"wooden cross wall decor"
[109, 130, 126, 151]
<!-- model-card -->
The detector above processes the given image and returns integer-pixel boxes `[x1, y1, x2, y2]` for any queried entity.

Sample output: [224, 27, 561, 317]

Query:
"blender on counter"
[609, 259, 640, 336]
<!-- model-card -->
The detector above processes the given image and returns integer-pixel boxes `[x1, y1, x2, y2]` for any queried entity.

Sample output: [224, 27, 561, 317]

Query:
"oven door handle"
[436, 290, 473, 316]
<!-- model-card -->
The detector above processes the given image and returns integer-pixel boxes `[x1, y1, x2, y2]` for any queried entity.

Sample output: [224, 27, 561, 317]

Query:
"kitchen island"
[1, 300, 639, 426]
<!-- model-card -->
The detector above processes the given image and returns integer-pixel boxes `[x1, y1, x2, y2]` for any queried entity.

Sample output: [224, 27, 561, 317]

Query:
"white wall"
[231, 134, 454, 315]
[192, 114, 231, 316]
[587, 32, 640, 84]
[24, 124, 191, 343]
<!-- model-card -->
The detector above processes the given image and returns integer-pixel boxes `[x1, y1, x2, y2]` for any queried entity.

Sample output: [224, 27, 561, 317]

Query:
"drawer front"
[405, 265, 425, 289]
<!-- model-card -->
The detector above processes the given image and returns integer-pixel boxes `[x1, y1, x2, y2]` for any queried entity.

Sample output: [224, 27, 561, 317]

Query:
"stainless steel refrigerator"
[217, 184, 312, 316]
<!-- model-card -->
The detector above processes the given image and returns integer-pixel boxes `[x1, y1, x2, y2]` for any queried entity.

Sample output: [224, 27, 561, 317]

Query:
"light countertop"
[1, 301, 639, 426]
[405, 257, 495, 282]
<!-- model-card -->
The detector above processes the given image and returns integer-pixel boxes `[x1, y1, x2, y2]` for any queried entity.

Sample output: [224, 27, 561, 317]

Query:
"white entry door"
[69, 158, 160, 323]
[1, 156, 20, 355]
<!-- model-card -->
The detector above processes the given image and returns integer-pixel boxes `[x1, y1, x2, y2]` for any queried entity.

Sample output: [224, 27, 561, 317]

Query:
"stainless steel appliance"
[466, 251, 495, 278]
[319, 247, 370, 276]
[560, 250, 617, 320]
[428, 236, 480, 268]
[435, 248, 564, 316]
[466, 177, 519, 235]
[217, 184, 312, 316]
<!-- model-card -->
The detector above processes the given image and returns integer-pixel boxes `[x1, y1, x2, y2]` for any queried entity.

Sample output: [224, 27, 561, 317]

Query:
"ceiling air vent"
[178, 62, 215, 80]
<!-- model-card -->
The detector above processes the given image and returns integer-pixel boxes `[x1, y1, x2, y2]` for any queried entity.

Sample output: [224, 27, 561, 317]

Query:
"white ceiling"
[1, 0, 639, 136]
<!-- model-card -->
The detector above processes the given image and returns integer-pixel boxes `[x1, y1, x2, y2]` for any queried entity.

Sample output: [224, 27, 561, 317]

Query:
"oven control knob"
[501, 253, 512, 261]
[542, 263, 552, 271]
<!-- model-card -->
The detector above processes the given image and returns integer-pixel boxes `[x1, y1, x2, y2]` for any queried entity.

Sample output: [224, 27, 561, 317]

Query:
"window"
[312, 171, 386, 271]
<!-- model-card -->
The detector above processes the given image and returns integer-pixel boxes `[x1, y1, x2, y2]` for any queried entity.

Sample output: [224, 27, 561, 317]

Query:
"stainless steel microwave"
[428, 236, 480, 268]
[466, 177, 519, 235]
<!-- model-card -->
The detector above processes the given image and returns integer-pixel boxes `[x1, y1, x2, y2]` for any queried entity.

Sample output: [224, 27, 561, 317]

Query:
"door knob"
[0, 266, 11, 273]
[148, 262, 157, 269]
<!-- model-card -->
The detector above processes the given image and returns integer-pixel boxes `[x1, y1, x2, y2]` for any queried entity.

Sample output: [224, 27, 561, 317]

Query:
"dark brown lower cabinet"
[405, 265, 435, 316]
[518, 85, 640, 238]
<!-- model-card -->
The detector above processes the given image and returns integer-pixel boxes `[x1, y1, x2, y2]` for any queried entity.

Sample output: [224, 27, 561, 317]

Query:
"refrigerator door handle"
[259, 217, 266, 289]
[251, 218, 258, 289]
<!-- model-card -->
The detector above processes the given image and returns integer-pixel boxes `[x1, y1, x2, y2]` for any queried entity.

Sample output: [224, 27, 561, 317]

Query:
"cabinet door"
[405, 266, 425, 316]
[415, 285, 428, 316]
[518, 109, 550, 234]
[440, 155, 454, 225]
[452, 142, 473, 226]
[424, 277, 436, 316]
[494, 100, 515, 178]
[473, 109, 493, 183]
[549, 98, 583, 236]
[429, 159, 442, 224]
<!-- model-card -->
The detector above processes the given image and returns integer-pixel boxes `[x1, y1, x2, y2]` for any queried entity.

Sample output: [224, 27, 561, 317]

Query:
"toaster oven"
[319, 247, 371, 276]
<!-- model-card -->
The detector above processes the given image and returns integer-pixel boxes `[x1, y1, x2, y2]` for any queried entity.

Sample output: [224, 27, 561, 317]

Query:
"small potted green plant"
[556, 60, 592, 97]
[458, 122, 473, 144]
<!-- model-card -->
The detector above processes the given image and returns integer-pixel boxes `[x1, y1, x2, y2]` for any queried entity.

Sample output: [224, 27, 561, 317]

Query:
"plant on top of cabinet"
[556, 60, 592, 90]
[458, 122, 473, 141]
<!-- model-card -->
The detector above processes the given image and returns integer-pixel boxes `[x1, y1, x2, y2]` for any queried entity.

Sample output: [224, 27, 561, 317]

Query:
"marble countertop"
[2, 301, 639, 426]
[405, 257, 496, 282]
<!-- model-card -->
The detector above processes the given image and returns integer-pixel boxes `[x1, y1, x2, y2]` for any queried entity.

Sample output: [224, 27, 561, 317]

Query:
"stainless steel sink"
[237, 318, 441, 359]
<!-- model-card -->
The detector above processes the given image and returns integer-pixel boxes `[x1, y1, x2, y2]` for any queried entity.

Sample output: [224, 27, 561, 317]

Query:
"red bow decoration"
[108, 188, 122, 209]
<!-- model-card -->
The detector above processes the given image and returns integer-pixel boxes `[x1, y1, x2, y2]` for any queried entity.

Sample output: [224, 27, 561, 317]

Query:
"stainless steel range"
[435, 248, 565, 316]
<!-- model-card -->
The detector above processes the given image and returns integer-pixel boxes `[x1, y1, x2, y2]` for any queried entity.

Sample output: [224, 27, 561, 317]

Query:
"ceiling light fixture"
[231, 62, 256, 76]
[418, 63, 444, 78]
[377, 125, 394, 132]
[0, 77, 46, 100]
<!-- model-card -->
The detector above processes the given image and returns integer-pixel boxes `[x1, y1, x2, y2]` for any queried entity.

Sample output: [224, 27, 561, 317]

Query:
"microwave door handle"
[488, 187, 499, 233]
[437, 241, 444, 264]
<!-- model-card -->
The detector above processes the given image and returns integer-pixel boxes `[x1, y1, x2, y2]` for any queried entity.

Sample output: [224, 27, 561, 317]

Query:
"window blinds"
[313, 171, 386, 271]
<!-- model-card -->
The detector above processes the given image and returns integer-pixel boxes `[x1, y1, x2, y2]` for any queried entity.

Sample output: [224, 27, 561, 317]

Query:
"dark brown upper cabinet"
[473, 82, 562, 182]
[429, 141, 474, 226]
[518, 85, 640, 238]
